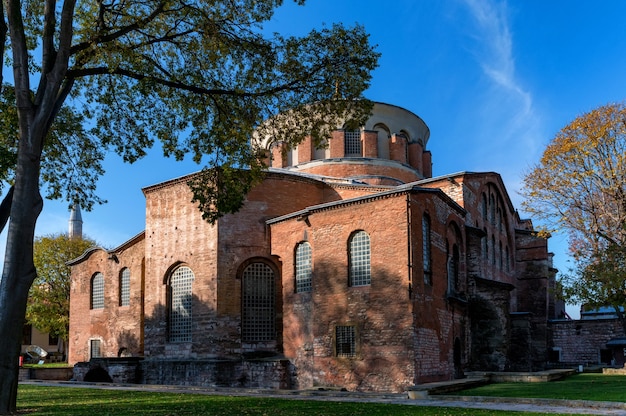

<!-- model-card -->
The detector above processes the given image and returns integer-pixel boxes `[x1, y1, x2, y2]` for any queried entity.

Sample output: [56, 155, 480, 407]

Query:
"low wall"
[141, 358, 292, 389]
[73, 358, 143, 384]
[20, 367, 73, 381]
[73, 357, 293, 389]
[603, 366, 626, 375]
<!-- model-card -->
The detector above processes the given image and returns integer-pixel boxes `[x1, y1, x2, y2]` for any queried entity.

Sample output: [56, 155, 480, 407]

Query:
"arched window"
[119, 268, 130, 306]
[90, 272, 104, 310]
[349, 231, 371, 286]
[168, 266, 195, 343]
[295, 242, 312, 293]
[242, 262, 276, 342]
[506, 245, 511, 272]
[374, 123, 390, 159]
[448, 244, 460, 294]
[422, 214, 432, 285]
[482, 230, 488, 260]
[481, 194, 488, 221]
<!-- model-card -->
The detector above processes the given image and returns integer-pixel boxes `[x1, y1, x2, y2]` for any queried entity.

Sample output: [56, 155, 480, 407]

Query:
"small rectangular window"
[90, 339, 101, 359]
[335, 325, 356, 358]
[344, 130, 362, 156]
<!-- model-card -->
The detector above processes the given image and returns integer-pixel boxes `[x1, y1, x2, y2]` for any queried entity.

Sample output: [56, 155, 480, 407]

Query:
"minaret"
[69, 203, 83, 240]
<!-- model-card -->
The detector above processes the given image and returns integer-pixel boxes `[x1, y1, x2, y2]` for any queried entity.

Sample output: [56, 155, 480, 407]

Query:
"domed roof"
[266, 102, 433, 184]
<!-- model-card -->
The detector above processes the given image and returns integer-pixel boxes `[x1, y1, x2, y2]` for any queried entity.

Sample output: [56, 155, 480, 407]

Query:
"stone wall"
[550, 319, 624, 366]
[140, 359, 292, 389]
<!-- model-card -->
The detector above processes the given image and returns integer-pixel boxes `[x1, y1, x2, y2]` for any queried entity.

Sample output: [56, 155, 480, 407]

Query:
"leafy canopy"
[0, 85, 106, 209]
[3, 0, 379, 218]
[521, 102, 626, 316]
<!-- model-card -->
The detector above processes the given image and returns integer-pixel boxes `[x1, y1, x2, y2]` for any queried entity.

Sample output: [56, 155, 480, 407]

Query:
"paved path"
[21, 380, 626, 415]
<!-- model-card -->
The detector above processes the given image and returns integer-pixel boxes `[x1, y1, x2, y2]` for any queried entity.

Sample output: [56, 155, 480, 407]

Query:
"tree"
[26, 233, 96, 357]
[0, 1, 379, 412]
[521, 102, 626, 330]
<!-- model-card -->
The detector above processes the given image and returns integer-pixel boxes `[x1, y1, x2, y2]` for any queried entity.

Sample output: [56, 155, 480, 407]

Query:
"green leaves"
[65, 1, 379, 219]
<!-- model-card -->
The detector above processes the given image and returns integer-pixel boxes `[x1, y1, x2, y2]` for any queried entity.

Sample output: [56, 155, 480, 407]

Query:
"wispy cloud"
[458, 0, 544, 188]
[462, 0, 532, 115]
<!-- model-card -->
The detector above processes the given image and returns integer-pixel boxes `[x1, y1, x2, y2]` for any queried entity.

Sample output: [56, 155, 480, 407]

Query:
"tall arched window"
[422, 214, 432, 285]
[90, 272, 104, 310]
[242, 262, 276, 342]
[295, 242, 312, 293]
[119, 268, 130, 306]
[481, 194, 488, 221]
[448, 244, 460, 295]
[349, 231, 371, 286]
[168, 266, 195, 343]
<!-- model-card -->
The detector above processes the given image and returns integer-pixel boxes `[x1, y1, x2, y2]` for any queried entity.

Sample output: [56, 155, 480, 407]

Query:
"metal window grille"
[335, 325, 356, 357]
[344, 130, 361, 156]
[120, 268, 130, 306]
[295, 242, 312, 293]
[90, 339, 101, 359]
[349, 231, 371, 286]
[422, 215, 432, 285]
[169, 266, 194, 343]
[242, 263, 275, 342]
[91, 273, 104, 309]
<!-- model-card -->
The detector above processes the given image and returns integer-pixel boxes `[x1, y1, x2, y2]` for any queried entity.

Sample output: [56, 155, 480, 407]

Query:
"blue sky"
[4, 0, 626, 318]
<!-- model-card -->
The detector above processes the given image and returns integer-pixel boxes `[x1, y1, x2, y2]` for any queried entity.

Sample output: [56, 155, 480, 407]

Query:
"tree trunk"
[0, 140, 44, 414]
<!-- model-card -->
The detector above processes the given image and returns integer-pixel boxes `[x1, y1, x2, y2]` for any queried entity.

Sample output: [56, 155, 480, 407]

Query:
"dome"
[266, 102, 432, 184]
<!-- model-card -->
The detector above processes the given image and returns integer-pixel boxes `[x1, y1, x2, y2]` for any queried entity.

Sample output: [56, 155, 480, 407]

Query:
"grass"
[454, 373, 626, 402]
[17, 384, 569, 416]
[22, 363, 71, 369]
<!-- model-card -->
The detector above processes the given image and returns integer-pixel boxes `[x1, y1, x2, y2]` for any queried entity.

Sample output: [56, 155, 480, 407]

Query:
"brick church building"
[68, 102, 563, 392]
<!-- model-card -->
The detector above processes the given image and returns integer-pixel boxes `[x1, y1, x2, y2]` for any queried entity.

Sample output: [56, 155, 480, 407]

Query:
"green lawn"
[454, 373, 626, 402]
[16, 384, 568, 416]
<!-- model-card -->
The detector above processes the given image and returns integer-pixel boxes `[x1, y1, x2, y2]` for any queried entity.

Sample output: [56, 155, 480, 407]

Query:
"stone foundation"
[73, 357, 293, 389]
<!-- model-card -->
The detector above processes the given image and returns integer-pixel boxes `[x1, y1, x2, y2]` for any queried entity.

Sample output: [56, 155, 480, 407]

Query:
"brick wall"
[550, 319, 624, 365]
[68, 235, 145, 364]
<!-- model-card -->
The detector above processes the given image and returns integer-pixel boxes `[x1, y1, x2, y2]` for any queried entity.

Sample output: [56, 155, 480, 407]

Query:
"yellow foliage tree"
[522, 102, 626, 330]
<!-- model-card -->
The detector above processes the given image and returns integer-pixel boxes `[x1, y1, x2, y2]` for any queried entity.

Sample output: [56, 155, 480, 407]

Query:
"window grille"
[335, 325, 356, 357]
[344, 130, 362, 156]
[349, 231, 371, 286]
[295, 242, 312, 293]
[90, 339, 101, 359]
[169, 266, 194, 343]
[120, 268, 130, 306]
[242, 262, 275, 342]
[91, 273, 104, 309]
[422, 215, 432, 285]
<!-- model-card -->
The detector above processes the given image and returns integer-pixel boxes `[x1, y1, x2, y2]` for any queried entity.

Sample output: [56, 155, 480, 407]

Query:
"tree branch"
[70, 1, 168, 56]
[0, 186, 14, 234]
